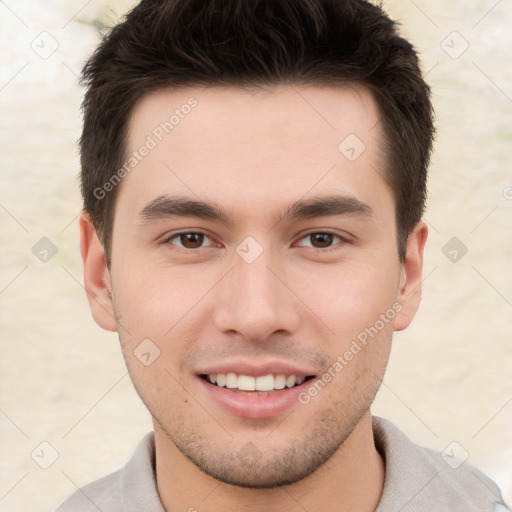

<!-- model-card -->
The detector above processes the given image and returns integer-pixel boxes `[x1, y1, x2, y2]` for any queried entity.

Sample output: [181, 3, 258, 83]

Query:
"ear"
[79, 212, 117, 332]
[394, 221, 428, 332]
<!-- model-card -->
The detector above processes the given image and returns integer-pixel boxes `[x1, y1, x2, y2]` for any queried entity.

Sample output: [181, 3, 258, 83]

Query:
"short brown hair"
[80, 0, 435, 264]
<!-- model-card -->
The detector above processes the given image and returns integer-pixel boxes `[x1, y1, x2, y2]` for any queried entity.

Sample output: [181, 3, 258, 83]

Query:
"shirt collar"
[117, 417, 505, 512]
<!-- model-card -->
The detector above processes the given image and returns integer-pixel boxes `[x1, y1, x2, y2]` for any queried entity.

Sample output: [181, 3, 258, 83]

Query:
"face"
[82, 84, 426, 488]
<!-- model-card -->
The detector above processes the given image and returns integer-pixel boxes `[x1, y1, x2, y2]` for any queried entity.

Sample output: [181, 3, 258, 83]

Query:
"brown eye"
[309, 233, 334, 248]
[167, 232, 213, 249]
[296, 232, 344, 250]
[180, 233, 204, 248]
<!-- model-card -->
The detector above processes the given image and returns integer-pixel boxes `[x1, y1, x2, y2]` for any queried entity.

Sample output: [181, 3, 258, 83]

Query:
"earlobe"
[394, 221, 428, 332]
[79, 212, 117, 332]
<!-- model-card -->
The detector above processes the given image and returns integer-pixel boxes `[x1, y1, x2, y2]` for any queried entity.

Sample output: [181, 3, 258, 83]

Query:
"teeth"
[225, 372, 238, 389]
[285, 375, 296, 388]
[255, 375, 274, 391]
[238, 375, 255, 391]
[206, 373, 307, 391]
[274, 375, 286, 389]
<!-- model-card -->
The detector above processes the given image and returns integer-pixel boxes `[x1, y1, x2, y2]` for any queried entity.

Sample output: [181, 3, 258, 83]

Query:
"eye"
[296, 232, 345, 249]
[166, 231, 215, 250]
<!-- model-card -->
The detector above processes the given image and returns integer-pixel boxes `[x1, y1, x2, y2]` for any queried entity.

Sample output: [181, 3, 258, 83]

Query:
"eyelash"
[163, 230, 348, 252]
[164, 231, 218, 252]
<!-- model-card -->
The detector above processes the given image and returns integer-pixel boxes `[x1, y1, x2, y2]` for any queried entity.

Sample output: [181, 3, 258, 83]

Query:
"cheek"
[111, 258, 218, 391]
[112, 254, 216, 336]
[290, 258, 401, 336]
[296, 320, 393, 432]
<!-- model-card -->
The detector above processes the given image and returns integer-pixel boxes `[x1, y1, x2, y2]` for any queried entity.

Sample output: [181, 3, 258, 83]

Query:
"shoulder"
[56, 432, 162, 512]
[56, 470, 122, 512]
[373, 416, 510, 512]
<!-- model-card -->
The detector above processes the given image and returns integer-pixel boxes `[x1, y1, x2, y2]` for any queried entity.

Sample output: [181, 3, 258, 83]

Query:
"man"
[58, 0, 509, 510]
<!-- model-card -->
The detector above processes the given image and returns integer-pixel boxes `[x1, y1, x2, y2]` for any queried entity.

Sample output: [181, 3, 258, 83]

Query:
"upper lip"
[196, 359, 317, 378]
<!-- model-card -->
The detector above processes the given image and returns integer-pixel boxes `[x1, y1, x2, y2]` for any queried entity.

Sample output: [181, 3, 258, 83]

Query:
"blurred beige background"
[1, 0, 511, 510]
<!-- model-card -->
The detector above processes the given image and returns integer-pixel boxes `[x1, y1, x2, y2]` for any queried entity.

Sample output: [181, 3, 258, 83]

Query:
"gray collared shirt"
[57, 416, 509, 511]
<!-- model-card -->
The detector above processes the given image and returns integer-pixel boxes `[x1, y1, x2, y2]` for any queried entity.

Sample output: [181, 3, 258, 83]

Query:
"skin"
[80, 85, 427, 512]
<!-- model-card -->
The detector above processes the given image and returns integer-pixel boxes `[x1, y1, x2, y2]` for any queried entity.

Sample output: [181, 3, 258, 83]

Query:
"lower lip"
[197, 377, 311, 419]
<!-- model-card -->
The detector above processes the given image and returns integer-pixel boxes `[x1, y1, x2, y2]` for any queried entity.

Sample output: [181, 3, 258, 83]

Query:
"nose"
[212, 248, 301, 343]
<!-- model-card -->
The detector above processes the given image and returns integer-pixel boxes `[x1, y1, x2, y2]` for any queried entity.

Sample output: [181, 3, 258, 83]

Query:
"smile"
[201, 373, 314, 393]
[198, 371, 318, 419]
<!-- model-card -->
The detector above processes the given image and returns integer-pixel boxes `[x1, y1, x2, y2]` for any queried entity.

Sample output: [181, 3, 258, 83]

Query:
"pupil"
[312, 233, 333, 248]
[181, 233, 204, 248]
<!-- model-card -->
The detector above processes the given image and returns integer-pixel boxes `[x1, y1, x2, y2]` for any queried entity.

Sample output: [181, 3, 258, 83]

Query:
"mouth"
[199, 372, 316, 394]
[196, 362, 319, 418]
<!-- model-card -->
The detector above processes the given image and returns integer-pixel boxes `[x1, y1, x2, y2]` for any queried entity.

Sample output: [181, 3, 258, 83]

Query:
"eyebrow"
[282, 195, 373, 222]
[136, 194, 373, 226]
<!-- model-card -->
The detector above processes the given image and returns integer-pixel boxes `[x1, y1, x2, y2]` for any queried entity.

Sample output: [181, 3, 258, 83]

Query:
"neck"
[154, 411, 385, 512]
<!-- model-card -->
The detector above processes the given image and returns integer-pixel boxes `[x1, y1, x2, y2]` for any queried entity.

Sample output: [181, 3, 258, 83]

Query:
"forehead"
[128, 83, 383, 151]
[119, 84, 390, 223]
